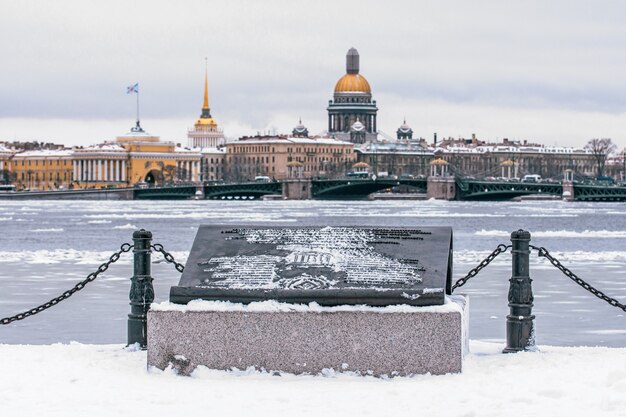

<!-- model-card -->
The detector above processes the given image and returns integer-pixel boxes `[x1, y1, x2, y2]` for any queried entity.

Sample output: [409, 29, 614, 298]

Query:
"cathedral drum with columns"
[327, 48, 378, 144]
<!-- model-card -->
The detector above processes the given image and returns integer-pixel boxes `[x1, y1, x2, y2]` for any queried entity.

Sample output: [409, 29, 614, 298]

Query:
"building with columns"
[45, 122, 201, 190]
[70, 122, 200, 188]
[72, 143, 127, 187]
[327, 48, 378, 143]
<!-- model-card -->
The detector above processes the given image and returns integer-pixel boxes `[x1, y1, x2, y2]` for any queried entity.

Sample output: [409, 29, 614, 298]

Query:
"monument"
[170, 225, 453, 306]
[148, 225, 468, 376]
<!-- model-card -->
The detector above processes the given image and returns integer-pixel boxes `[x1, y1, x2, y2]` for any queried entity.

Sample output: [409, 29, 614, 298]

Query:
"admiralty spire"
[188, 62, 225, 149]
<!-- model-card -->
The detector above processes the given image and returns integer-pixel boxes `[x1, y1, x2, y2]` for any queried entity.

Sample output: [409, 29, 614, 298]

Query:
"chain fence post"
[503, 229, 536, 353]
[128, 229, 154, 349]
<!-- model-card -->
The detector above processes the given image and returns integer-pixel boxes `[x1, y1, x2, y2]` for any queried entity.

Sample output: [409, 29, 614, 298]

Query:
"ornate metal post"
[504, 230, 536, 353]
[128, 229, 154, 349]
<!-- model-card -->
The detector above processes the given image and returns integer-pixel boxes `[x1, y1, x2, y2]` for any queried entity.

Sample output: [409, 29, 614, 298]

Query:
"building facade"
[11, 149, 74, 190]
[355, 139, 600, 179]
[224, 123, 355, 181]
[0, 145, 13, 184]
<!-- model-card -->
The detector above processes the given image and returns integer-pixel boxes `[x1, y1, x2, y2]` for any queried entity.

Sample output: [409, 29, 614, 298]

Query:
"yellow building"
[72, 122, 201, 188]
[11, 149, 74, 190]
[0, 145, 13, 184]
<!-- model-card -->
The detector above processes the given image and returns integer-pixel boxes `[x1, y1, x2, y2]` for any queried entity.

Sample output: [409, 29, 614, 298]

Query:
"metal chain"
[0, 243, 134, 325]
[530, 245, 626, 312]
[151, 243, 185, 273]
[452, 244, 511, 291]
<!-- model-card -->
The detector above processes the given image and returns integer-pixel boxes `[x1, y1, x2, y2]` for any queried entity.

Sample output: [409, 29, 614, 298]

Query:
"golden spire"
[196, 57, 216, 127]
[203, 57, 209, 110]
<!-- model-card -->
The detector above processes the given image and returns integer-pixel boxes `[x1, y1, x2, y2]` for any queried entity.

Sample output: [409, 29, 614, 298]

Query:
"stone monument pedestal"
[147, 295, 468, 376]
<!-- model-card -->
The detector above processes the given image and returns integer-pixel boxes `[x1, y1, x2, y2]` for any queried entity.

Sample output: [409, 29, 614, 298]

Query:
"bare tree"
[585, 138, 617, 177]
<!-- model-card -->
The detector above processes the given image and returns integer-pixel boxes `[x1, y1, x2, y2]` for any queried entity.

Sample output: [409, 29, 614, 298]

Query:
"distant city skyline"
[2, 0, 626, 149]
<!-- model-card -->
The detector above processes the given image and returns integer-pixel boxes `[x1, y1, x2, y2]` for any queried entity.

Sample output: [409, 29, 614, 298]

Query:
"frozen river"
[0, 199, 625, 346]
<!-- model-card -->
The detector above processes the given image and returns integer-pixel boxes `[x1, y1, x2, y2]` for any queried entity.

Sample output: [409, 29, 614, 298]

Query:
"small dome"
[398, 119, 412, 133]
[334, 74, 371, 93]
[292, 118, 309, 137]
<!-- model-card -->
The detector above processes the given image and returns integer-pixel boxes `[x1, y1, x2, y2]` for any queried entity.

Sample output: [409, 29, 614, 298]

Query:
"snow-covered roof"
[200, 147, 226, 154]
[174, 146, 203, 154]
[82, 143, 126, 152]
[233, 136, 353, 146]
[12, 149, 73, 157]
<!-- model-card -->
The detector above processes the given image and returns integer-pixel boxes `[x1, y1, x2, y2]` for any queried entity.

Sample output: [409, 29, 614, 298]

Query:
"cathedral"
[327, 48, 378, 144]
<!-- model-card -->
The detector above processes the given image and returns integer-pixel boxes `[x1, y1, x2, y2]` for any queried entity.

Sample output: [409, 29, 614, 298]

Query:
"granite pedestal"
[147, 295, 468, 376]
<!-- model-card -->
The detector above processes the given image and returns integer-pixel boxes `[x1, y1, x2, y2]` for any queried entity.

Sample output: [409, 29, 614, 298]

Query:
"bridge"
[456, 178, 626, 201]
[3, 178, 624, 201]
[204, 181, 282, 199]
[571, 183, 626, 201]
[133, 179, 428, 200]
[134, 185, 199, 200]
[312, 178, 427, 198]
[456, 178, 563, 200]
[131, 178, 626, 201]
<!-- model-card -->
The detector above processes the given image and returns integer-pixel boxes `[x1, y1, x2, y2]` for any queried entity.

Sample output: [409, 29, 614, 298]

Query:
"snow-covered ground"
[1, 341, 624, 417]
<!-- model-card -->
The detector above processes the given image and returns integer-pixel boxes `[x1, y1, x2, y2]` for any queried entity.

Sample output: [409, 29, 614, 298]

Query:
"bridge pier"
[282, 179, 312, 200]
[195, 185, 204, 200]
[562, 170, 574, 201]
[562, 181, 574, 201]
[427, 176, 456, 200]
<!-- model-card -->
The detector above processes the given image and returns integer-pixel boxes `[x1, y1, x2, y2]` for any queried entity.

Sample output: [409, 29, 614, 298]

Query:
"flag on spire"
[126, 83, 139, 94]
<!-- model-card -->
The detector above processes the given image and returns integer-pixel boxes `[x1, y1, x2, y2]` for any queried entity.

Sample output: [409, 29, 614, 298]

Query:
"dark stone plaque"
[170, 225, 453, 306]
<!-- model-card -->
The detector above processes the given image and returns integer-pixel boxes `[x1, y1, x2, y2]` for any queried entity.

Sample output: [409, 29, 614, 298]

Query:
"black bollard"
[503, 229, 536, 353]
[128, 229, 154, 349]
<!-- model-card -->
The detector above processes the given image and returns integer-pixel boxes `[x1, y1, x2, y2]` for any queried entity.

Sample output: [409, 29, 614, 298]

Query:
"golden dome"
[334, 74, 371, 93]
[195, 117, 217, 127]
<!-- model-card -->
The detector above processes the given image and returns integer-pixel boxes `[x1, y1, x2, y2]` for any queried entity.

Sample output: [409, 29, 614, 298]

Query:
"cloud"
[1, 0, 626, 148]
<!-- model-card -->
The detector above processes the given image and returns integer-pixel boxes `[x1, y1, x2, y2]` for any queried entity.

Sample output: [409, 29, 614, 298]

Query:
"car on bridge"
[346, 172, 368, 179]
[522, 175, 541, 183]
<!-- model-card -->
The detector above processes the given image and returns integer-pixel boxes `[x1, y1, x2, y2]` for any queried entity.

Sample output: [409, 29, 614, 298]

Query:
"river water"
[0, 199, 625, 347]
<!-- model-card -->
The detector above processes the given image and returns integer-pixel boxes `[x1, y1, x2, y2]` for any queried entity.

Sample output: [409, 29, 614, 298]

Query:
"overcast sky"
[1, 0, 626, 149]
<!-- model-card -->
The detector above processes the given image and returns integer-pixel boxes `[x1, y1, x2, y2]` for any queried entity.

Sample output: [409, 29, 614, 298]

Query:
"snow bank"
[150, 295, 460, 314]
[0, 341, 624, 417]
